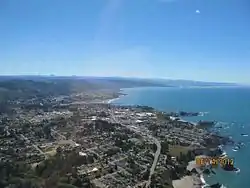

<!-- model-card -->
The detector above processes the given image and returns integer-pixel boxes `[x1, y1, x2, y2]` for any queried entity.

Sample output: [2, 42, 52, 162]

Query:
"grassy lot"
[168, 145, 190, 157]
[45, 149, 57, 157]
[43, 146, 55, 152]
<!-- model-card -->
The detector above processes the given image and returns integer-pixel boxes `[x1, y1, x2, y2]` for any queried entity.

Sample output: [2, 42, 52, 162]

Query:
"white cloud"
[196, 9, 200, 14]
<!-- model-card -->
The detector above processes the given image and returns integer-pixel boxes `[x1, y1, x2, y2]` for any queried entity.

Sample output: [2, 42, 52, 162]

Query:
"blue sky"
[1, 0, 250, 83]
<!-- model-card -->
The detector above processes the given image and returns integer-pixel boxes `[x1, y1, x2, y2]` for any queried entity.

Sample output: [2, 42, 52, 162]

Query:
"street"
[110, 110, 161, 188]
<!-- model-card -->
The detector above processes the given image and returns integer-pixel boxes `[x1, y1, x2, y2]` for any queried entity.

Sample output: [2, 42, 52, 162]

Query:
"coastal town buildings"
[0, 88, 230, 188]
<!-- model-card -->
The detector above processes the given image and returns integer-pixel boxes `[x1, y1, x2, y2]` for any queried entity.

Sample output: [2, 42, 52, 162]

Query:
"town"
[0, 78, 230, 188]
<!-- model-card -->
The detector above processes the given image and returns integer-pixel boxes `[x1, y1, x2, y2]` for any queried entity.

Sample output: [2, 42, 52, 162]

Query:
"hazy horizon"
[0, 74, 242, 85]
[1, 0, 250, 83]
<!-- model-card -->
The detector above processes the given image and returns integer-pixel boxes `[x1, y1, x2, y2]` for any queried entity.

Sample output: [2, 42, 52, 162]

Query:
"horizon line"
[0, 74, 246, 85]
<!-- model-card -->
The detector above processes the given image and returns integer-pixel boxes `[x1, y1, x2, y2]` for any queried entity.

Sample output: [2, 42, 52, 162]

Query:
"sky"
[1, 0, 250, 83]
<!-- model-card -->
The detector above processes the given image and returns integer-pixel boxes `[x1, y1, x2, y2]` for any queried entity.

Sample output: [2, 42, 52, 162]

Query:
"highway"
[110, 111, 161, 188]
[145, 136, 161, 188]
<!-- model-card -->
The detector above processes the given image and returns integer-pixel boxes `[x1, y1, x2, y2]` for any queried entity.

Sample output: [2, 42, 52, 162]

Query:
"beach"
[106, 97, 120, 104]
[173, 156, 210, 188]
[172, 174, 208, 188]
[172, 176, 195, 188]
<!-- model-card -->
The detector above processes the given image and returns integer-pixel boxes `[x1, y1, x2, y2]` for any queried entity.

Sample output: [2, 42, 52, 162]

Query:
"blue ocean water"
[112, 87, 250, 188]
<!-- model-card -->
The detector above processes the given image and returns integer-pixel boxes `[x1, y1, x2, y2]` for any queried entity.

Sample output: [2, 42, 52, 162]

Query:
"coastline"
[172, 173, 209, 188]
[106, 91, 234, 188]
[172, 175, 207, 188]
[106, 97, 120, 104]
[184, 156, 210, 188]
[105, 89, 127, 104]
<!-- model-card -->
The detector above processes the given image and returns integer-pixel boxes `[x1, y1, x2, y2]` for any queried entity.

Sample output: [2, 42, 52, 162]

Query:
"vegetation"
[156, 112, 171, 121]
[150, 169, 173, 188]
[136, 105, 155, 112]
[161, 139, 169, 154]
[0, 149, 94, 188]
[168, 145, 190, 158]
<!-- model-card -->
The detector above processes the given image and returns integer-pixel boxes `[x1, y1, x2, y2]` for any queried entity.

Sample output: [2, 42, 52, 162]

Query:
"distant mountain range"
[0, 75, 243, 104]
[0, 75, 239, 87]
[145, 78, 239, 87]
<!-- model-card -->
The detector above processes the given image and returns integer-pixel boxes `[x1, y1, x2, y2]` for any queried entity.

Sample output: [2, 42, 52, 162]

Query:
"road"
[110, 111, 161, 188]
[145, 136, 161, 188]
[109, 156, 127, 165]
[51, 128, 66, 140]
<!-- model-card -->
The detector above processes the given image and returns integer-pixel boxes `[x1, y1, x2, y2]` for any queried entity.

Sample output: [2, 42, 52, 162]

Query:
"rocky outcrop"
[222, 163, 237, 171]
[210, 183, 222, 188]
[179, 111, 199, 117]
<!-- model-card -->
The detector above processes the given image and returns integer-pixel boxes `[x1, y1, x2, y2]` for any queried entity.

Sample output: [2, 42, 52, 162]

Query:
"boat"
[241, 133, 248, 137]
[232, 145, 240, 151]
[219, 151, 227, 158]
[238, 142, 245, 147]
[235, 168, 240, 174]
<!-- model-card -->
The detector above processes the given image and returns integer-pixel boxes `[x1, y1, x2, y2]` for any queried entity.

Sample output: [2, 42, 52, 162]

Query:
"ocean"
[112, 86, 250, 188]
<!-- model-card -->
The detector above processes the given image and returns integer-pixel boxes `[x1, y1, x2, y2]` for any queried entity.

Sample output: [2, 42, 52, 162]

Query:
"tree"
[43, 125, 51, 139]
[56, 147, 63, 155]
[151, 144, 157, 153]
[114, 164, 118, 171]
[73, 178, 82, 187]
[161, 140, 169, 154]
[148, 124, 158, 131]
[150, 174, 158, 187]
[142, 168, 150, 180]
[191, 168, 198, 174]
[57, 183, 78, 188]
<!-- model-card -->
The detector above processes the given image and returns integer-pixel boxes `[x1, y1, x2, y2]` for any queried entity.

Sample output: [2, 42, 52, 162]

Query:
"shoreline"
[105, 89, 127, 104]
[184, 156, 210, 188]
[106, 92, 233, 188]
[106, 97, 120, 104]
[200, 174, 209, 188]
[172, 174, 209, 188]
